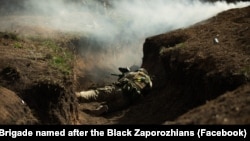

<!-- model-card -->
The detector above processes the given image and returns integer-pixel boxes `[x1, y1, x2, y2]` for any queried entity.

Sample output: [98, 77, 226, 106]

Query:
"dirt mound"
[0, 86, 38, 124]
[0, 32, 79, 124]
[139, 5, 250, 124]
[166, 84, 250, 124]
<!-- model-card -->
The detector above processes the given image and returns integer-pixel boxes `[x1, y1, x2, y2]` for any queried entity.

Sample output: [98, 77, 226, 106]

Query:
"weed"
[43, 40, 59, 53]
[51, 56, 71, 75]
[0, 32, 19, 40]
[175, 43, 185, 48]
[159, 42, 186, 56]
[240, 65, 250, 79]
[13, 42, 23, 48]
[42, 40, 73, 75]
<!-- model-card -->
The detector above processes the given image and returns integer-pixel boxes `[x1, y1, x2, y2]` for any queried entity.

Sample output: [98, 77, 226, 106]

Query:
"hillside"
[77, 4, 250, 125]
[0, 3, 249, 125]
[143, 5, 250, 124]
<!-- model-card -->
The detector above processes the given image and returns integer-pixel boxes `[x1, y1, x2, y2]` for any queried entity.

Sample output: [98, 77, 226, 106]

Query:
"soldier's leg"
[76, 85, 117, 103]
[91, 89, 131, 116]
[77, 85, 120, 116]
[104, 88, 131, 113]
[75, 90, 98, 102]
[89, 87, 131, 116]
[91, 104, 109, 116]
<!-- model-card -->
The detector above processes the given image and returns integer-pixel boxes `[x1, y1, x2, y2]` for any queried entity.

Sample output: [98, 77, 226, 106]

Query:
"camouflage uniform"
[76, 68, 153, 115]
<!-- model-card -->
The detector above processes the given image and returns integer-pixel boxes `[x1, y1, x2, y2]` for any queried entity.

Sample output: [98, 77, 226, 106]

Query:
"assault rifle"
[111, 67, 130, 80]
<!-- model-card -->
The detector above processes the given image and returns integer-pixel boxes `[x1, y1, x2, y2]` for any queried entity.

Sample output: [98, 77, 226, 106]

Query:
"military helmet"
[137, 68, 148, 75]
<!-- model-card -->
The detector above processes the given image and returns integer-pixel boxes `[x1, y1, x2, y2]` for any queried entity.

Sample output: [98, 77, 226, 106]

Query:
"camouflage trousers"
[77, 85, 133, 113]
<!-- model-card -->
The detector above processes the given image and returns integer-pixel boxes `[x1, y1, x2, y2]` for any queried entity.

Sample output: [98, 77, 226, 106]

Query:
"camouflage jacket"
[117, 71, 152, 96]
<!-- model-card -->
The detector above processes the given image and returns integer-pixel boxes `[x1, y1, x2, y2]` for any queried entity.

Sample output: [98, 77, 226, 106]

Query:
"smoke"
[0, 0, 249, 81]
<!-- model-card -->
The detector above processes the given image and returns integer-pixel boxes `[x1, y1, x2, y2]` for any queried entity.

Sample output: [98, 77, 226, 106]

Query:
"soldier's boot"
[75, 90, 98, 102]
[91, 105, 109, 116]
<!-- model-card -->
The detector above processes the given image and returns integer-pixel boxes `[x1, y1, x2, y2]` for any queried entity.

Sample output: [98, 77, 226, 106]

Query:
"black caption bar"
[0, 125, 248, 139]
